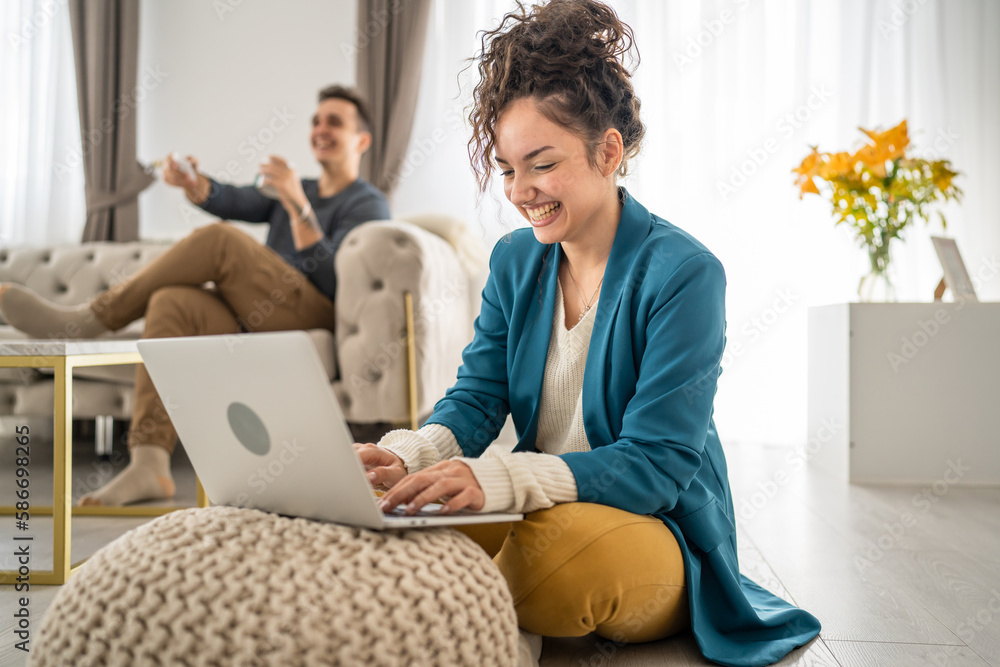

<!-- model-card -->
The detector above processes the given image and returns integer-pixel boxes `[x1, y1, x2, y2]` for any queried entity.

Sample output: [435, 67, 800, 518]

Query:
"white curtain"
[0, 0, 86, 246]
[390, 0, 1000, 447]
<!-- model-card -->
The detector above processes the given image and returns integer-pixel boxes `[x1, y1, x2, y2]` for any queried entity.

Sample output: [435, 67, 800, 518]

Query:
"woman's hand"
[354, 442, 407, 488]
[377, 460, 485, 515]
[258, 155, 307, 213]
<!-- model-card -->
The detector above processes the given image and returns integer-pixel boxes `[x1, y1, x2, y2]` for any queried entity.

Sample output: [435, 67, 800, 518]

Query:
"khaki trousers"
[91, 223, 338, 452]
[456, 502, 689, 642]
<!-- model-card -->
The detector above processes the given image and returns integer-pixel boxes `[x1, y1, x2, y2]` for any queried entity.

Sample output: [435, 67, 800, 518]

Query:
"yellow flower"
[792, 147, 823, 198]
[793, 118, 962, 271]
[817, 151, 853, 180]
[855, 119, 909, 170]
[931, 161, 958, 191]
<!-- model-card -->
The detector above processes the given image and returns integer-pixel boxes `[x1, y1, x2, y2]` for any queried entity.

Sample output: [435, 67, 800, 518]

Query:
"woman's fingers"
[353, 443, 406, 488]
[379, 463, 483, 515]
[353, 443, 380, 468]
[441, 486, 485, 514]
[354, 443, 397, 468]
[376, 472, 422, 510]
[380, 474, 452, 514]
[367, 464, 405, 488]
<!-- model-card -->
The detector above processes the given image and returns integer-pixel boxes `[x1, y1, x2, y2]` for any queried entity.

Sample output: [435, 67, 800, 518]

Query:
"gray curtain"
[69, 0, 154, 242]
[356, 0, 432, 196]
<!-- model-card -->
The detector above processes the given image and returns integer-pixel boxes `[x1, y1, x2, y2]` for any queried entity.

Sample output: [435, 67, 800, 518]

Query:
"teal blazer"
[427, 190, 821, 666]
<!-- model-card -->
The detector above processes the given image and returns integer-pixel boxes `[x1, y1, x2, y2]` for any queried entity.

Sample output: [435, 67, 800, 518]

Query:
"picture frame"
[931, 236, 977, 302]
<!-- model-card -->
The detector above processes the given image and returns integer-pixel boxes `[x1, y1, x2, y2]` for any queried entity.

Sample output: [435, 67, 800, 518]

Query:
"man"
[0, 85, 390, 505]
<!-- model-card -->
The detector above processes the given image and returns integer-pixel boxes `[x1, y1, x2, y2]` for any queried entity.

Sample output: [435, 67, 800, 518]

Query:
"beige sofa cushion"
[0, 242, 169, 321]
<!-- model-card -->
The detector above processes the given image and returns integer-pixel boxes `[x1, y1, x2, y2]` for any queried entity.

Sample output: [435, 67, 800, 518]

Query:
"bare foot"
[78, 445, 175, 506]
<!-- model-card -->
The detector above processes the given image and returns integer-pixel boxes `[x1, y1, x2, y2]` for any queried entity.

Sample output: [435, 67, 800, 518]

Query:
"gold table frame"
[0, 342, 207, 585]
[0, 293, 419, 585]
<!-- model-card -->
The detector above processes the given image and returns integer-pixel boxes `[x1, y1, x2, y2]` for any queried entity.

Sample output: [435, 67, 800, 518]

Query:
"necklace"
[566, 263, 603, 323]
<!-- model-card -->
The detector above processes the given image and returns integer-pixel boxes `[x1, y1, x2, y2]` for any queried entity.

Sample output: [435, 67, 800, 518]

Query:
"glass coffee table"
[0, 338, 207, 585]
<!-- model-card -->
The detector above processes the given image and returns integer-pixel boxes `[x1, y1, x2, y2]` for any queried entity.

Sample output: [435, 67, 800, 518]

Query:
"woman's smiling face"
[494, 97, 619, 246]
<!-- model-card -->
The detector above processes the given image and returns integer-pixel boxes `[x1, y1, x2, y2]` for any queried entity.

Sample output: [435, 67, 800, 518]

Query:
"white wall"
[391, 0, 1000, 449]
[136, 0, 357, 241]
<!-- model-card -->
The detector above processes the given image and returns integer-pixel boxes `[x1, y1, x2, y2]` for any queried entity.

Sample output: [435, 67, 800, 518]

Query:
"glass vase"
[857, 269, 897, 302]
[857, 238, 897, 302]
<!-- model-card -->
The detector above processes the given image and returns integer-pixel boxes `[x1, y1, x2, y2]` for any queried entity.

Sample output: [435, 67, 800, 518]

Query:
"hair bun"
[468, 0, 645, 191]
[520, 0, 635, 88]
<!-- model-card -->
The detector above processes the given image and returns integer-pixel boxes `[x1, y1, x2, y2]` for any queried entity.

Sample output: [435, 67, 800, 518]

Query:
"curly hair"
[467, 0, 644, 192]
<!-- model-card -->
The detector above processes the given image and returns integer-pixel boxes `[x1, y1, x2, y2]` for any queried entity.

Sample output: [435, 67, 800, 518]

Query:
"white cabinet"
[807, 303, 1000, 484]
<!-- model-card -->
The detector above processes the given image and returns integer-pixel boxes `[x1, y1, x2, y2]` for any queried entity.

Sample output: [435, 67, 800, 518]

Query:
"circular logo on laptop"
[227, 402, 270, 456]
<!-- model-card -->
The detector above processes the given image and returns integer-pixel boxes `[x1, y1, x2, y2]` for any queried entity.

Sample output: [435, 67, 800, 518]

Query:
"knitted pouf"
[33, 507, 518, 666]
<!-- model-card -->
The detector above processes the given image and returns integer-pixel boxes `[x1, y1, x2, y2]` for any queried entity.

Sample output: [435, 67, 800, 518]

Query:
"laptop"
[137, 331, 523, 529]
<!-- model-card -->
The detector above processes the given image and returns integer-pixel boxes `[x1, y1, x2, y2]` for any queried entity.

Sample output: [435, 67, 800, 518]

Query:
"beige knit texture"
[535, 280, 595, 455]
[33, 507, 518, 666]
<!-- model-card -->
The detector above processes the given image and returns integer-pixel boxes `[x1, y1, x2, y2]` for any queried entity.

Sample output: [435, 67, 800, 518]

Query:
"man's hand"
[163, 153, 200, 189]
[377, 460, 485, 515]
[258, 155, 308, 214]
[164, 153, 210, 205]
[354, 442, 407, 489]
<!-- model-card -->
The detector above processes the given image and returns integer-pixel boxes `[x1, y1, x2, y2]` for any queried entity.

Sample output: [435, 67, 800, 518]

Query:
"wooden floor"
[0, 436, 997, 666]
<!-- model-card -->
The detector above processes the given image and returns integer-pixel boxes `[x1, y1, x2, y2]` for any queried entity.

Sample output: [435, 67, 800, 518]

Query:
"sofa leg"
[95, 415, 114, 457]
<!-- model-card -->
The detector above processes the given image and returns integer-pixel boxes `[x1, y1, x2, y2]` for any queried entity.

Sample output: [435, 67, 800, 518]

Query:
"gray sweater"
[198, 178, 390, 301]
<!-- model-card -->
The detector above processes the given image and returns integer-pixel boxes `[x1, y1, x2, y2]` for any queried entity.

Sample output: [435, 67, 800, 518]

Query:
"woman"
[358, 2, 820, 665]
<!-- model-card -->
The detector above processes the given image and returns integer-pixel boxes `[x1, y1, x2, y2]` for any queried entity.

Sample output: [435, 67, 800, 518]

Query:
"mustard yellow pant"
[455, 502, 689, 642]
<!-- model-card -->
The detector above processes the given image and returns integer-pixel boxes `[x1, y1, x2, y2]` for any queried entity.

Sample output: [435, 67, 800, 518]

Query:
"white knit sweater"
[378, 281, 593, 513]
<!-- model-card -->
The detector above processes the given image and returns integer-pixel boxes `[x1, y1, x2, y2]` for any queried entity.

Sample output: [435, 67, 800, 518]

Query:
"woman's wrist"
[378, 429, 443, 474]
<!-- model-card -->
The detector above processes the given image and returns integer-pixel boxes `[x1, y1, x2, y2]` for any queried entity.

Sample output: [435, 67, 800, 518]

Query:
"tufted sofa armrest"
[333, 221, 473, 425]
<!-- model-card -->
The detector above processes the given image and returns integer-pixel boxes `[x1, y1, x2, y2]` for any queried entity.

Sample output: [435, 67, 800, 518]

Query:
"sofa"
[0, 216, 482, 450]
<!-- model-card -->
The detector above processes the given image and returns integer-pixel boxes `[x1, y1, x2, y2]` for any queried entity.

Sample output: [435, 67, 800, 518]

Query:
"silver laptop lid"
[138, 331, 388, 528]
